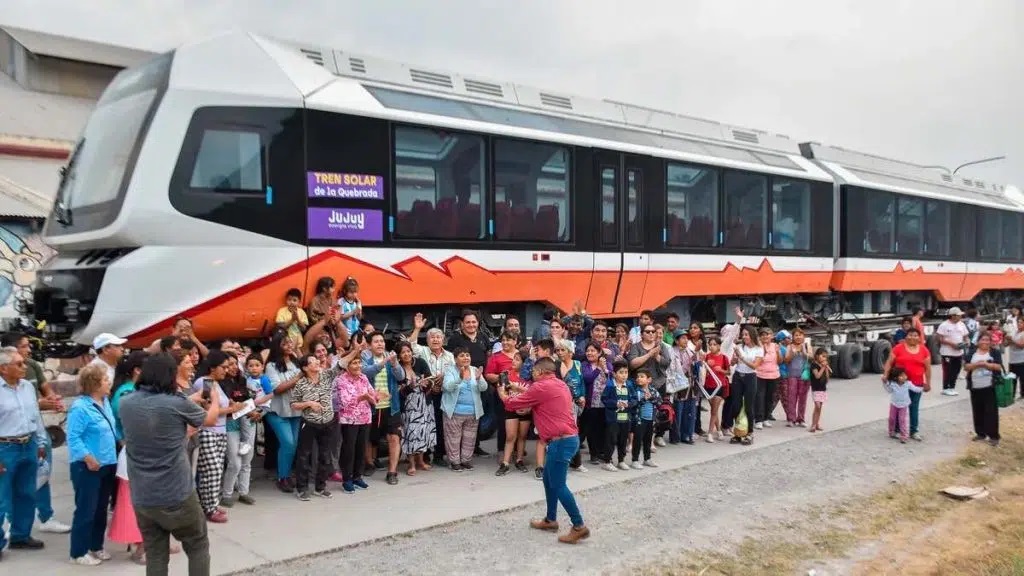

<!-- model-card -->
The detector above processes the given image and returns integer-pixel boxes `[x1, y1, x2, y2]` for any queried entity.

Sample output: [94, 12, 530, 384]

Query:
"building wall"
[25, 55, 118, 99]
[0, 218, 55, 319]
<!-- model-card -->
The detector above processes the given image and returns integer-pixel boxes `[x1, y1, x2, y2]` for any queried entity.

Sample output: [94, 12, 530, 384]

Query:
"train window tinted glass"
[493, 139, 570, 242]
[723, 171, 767, 248]
[627, 170, 642, 246]
[896, 197, 923, 254]
[601, 167, 617, 245]
[977, 208, 1000, 259]
[393, 126, 485, 240]
[1000, 212, 1022, 260]
[666, 162, 718, 248]
[771, 178, 810, 250]
[189, 129, 264, 191]
[924, 200, 949, 256]
[863, 190, 895, 253]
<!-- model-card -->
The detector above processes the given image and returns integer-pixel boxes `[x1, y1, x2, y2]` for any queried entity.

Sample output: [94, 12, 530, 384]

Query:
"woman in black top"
[809, 348, 831, 433]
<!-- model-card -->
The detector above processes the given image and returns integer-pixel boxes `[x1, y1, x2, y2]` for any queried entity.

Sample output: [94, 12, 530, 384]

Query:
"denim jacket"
[360, 350, 405, 416]
[601, 380, 638, 424]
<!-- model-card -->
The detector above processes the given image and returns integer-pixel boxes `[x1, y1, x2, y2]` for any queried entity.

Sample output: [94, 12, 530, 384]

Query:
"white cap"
[948, 307, 963, 316]
[93, 333, 127, 350]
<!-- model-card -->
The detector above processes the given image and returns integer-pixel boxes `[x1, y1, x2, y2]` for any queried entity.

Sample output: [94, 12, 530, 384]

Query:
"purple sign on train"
[306, 171, 384, 200]
[307, 208, 383, 242]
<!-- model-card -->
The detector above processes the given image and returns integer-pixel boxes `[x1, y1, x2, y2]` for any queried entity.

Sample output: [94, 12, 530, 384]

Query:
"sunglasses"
[642, 329, 656, 334]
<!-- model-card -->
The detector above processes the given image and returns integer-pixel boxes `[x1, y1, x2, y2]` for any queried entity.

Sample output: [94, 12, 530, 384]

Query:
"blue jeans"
[265, 414, 301, 480]
[69, 461, 116, 558]
[0, 437, 52, 525]
[676, 397, 697, 442]
[543, 436, 584, 527]
[0, 438, 39, 549]
[909, 390, 922, 435]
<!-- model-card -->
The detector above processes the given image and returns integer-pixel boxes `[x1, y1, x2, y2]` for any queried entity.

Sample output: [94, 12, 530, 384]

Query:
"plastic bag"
[36, 457, 51, 490]
[733, 399, 749, 438]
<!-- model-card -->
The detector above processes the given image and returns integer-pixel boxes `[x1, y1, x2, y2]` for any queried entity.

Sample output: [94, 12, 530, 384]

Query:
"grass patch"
[635, 411, 1024, 576]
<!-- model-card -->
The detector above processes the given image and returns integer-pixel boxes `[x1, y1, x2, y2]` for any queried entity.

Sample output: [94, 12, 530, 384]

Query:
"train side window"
[771, 178, 810, 250]
[627, 170, 642, 246]
[1000, 212, 1022, 260]
[863, 190, 894, 254]
[924, 200, 949, 256]
[723, 171, 767, 249]
[665, 162, 718, 248]
[188, 129, 264, 192]
[977, 208, 1001, 259]
[895, 197, 923, 255]
[601, 168, 617, 245]
[493, 139, 571, 243]
[393, 126, 485, 240]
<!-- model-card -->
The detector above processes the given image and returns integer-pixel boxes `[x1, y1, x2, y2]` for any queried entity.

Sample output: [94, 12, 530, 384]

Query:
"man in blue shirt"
[0, 346, 48, 559]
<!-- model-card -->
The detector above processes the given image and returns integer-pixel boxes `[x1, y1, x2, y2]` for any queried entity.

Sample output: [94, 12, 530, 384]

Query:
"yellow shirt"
[373, 363, 390, 410]
[275, 306, 309, 348]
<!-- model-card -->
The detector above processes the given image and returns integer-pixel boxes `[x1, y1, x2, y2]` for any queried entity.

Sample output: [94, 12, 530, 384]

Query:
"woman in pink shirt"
[335, 355, 382, 494]
[754, 328, 782, 429]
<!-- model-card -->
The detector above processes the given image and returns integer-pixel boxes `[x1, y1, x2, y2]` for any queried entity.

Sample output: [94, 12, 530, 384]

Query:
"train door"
[585, 151, 650, 316]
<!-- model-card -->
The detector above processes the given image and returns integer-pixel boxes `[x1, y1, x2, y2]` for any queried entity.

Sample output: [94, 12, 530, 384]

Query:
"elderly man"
[0, 346, 49, 560]
[408, 313, 455, 465]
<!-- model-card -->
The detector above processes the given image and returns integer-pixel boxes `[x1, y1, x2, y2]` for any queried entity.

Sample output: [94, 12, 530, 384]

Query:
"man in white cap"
[936, 307, 969, 396]
[89, 333, 127, 385]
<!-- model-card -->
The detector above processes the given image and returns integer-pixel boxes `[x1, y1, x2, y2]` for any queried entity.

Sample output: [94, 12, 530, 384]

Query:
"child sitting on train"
[275, 287, 309, 348]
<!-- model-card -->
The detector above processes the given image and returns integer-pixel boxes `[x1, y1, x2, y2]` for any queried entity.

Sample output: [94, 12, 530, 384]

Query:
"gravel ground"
[240, 399, 974, 576]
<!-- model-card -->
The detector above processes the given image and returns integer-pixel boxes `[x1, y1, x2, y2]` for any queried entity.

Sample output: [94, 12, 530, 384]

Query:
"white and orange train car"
[29, 31, 1023, 378]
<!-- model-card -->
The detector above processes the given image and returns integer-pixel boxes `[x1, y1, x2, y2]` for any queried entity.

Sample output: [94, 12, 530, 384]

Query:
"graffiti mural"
[0, 221, 55, 318]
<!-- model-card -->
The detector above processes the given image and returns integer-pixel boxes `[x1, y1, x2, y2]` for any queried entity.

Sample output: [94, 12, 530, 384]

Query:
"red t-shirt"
[890, 342, 930, 386]
[704, 352, 731, 394]
[485, 351, 515, 378]
[503, 374, 578, 441]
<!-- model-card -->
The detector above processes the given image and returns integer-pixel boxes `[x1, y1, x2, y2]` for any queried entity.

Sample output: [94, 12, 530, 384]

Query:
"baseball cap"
[774, 330, 791, 342]
[948, 307, 963, 316]
[93, 333, 127, 350]
[673, 329, 688, 342]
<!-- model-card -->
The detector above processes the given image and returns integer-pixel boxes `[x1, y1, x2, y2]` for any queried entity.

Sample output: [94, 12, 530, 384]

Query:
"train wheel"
[868, 340, 892, 374]
[926, 334, 941, 365]
[836, 343, 863, 379]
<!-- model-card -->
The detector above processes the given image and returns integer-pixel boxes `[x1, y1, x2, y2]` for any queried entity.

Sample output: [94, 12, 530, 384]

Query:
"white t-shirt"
[969, 351, 996, 389]
[1009, 332, 1024, 365]
[936, 320, 969, 357]
[734, 345, 764, 374]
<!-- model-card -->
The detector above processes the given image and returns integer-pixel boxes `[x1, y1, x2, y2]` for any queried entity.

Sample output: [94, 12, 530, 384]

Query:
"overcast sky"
[4, 0, 1022, 185]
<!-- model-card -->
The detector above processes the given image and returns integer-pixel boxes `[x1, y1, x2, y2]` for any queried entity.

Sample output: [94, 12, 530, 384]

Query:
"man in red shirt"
[499, 357, 590, 544]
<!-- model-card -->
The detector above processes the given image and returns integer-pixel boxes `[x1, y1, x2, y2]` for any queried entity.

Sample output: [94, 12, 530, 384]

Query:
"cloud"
[3, 0, 1021, 183]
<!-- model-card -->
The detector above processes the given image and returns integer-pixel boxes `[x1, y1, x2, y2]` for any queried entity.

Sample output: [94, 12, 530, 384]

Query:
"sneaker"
[682, 438, 695, 445]
[535, 467, 544, 480]
[496, 463, 510, 476]
[796, 421, 807, 428]
[706, 435, 715, 443]
[89, 549, 112, 561]
[654, 437, 666, 447]
[238, 443, 252, 456]
[911, 433, 923, 441]
[715, 431, 723, 440]
[650, 445, 658, 453]
[972, 434, 987, 442]
[352, 479, 369, 490]
[630, 461, 643, 470]
[39, 519, 71, 534]
[644, 459, 658, 468]
[786, 422, 794, 427]
[617, 461, 630, 471]
[754, 422, 764, 430]
[8, 537, 44, 549]
[206, 510, 228, 523]
[363, 464, 376, 476]
[314, 488, 333, 499]
[238, 494, 256, 505]
[989, 438, 1000, 447]
[342, 481, 355, 494]
[296, 490, 311, 502]
[530, 518, 559, 532]
[460, 462, 474, 471]
[900, 438, 907, 444]
[219, 497, 235, 508]
[557, 525, 591, 544]
[588, 459, 601, 466]
[71, 555, 102, 566]
[386, 472, 399, 485]
[328, 471, 344, 482]
[450, 463, 463, 472]
[515, 460, 528, 472]
[571, 465, 588, 473]
[474, 446, 490, 456]
[602, 462, 618, 472]
[276, 479, 293, 493]
[763, 420, 773, 428]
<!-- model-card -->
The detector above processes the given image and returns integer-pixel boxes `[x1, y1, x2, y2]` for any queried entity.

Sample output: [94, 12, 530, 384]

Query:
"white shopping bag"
[36, 457, 51, 490]
[116, 448, 129, 480]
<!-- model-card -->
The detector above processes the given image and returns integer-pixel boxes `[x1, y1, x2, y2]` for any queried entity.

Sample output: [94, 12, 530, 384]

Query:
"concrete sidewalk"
[2, 368, 967, 575]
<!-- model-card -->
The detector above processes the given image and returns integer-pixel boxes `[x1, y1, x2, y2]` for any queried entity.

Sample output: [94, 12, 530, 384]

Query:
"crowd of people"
[1, 276, 1022, 572]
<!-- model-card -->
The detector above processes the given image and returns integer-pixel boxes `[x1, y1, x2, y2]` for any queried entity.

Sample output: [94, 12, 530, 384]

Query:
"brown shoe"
[558, 525, 591, 544]
[529, 518, 559, 532]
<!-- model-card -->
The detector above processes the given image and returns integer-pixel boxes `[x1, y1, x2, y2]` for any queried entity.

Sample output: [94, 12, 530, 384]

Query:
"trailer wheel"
[926, 334, 941, 365]
[836, 343, 863, 379]
[868, 339, 892, 374]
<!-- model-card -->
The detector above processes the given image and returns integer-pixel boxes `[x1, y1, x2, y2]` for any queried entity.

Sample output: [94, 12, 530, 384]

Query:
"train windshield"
[45, 52, 172, 237]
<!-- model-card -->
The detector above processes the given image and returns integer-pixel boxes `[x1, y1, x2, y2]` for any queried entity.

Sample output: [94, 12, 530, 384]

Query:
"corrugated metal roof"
[1, 25, 157, 69]
[0, 72, 94, 141]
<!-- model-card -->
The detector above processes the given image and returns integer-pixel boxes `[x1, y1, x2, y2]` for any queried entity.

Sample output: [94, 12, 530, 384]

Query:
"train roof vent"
[464, 78, 504, 98]
[539, 92, 573, 110]
[409, 68, 454, 89]
[731, 129, 760, 145]
[940, 173, 953, 183]
[348, 57, 366, 74]
[976, 181, 985, 189]
[299, 48, 325, 67]
[962, 178, 974, 186]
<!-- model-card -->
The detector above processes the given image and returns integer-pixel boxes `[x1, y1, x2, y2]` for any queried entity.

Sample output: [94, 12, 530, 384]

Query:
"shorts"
[812, 391, 828, 404]
[369, 408, 402, 443]
[704, 386, 727, 399]
[506, 410, 532, 422]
